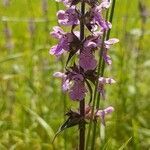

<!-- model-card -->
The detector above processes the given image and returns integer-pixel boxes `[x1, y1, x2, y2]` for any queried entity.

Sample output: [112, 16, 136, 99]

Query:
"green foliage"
[0, 0, 150, 149]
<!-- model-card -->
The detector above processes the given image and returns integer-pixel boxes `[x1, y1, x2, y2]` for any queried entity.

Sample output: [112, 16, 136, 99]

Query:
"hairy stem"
[79, 99, 85, 150]
[79, 1, 85, 150]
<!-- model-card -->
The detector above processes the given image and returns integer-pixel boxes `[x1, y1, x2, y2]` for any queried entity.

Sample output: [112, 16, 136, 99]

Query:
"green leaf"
[53, 110, 82, 143]
[23, 106, 55, 142]
[0, 143, 7, 150]
[0, 53, 23, 63]
[118, 137, 132, 150]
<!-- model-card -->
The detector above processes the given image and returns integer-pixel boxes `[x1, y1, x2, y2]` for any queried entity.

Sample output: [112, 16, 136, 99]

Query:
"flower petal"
[99, 77, 116, 84]
[53, 72, 66, 78]
[50, 26, 65, 39]
[62, 79, 70, 91]
[57, 7, 79, 26]
[49, 45, 65, 56]
[69, 81, 87, 101]
[79, 52, 97, 71]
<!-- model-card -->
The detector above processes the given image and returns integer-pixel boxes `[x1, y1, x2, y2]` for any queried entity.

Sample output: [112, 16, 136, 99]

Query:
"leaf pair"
[52, 110, 85, 143]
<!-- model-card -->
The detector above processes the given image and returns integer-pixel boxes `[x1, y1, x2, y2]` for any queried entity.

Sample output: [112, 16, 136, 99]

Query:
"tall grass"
[0, 0, 150, 149]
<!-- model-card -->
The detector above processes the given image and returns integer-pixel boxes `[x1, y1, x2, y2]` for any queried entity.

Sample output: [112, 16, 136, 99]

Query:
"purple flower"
[54, 68, 87, 100]
[100, 0, 112, 9]
[84, 105, 114, 124]
[98, 77, 116, 99]
[69, 80, 87, 101]
[57, 6, 79, 26]
[53, 72, 71, 91]
[103, 49, 112, 65]
[95, 106, 114, 125]
[50, 26, 65, 39]
[50, 45, 65, 56]
[104, 38, 119, 49]
[99, 77, 116, 84]
[62, 79, 71, 91]
[67, 68, 87, 101]
[90, 5, 112, 31]
[79, 35, 102, 71]
[53, 71, 66, 78]
[102, 38, 119, 65]
[49, 26, 74, 56]
[79, 49, 97, 71]
[84, 37, 98, 49]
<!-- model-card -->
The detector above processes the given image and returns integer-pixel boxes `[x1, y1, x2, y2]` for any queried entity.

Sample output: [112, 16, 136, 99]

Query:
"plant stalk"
[90, 31, 106, 150]
[85, 30, 106, 150]
[90, 0, 116, 149]
[79, 1, 85, 150]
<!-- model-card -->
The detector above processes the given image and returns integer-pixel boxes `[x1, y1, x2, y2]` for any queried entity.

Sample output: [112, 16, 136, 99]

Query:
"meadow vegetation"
[0, 0, 149, 149]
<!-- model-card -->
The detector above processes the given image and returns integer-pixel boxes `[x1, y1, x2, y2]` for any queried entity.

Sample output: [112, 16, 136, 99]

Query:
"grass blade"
[23, 106, 55, 142]
[118, 137, 132, 150]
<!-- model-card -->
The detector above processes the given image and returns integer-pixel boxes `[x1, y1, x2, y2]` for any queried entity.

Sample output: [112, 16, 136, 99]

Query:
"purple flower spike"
[69, 80, 87, 101]
[57, 7, 79, 26]
[51, 0, 118, 130]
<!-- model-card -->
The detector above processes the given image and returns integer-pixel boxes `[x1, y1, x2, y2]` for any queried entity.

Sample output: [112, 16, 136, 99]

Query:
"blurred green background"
[0, 0, 150, 149]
